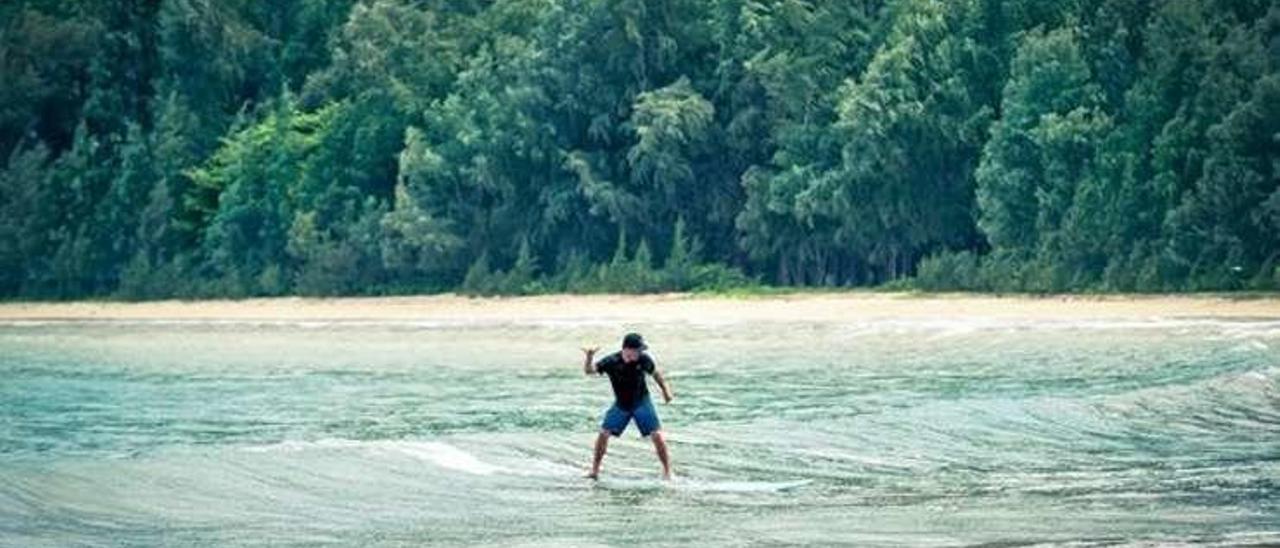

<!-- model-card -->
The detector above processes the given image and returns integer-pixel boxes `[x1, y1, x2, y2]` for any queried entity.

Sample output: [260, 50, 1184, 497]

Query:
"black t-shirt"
[595, 351, 656, 410]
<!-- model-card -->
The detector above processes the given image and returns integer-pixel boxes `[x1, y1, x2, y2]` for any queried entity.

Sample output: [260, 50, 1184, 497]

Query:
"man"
[581, 332, 674, 480]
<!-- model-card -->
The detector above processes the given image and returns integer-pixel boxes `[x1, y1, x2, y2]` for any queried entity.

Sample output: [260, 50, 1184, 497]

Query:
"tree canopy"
[2, 0, 1276, 299]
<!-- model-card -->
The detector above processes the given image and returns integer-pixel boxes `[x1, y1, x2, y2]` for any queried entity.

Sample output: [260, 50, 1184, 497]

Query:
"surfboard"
[591, 476, 812, 493]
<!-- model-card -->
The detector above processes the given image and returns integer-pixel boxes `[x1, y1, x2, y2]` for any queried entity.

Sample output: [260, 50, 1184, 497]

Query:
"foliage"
[0, 0, 1275, 299]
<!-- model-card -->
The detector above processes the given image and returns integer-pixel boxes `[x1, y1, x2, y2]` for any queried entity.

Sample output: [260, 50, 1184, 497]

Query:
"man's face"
[621, 347, 640, 363]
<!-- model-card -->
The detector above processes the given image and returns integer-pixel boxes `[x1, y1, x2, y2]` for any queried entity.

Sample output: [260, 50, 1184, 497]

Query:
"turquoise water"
[1, 316, 1278, 546]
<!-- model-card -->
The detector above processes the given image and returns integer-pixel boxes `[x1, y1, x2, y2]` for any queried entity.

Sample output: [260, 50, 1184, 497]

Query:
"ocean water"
[1, 315, 1277, 546]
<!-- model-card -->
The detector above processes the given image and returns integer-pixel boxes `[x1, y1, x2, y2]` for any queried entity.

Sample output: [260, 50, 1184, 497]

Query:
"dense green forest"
[1, 0, 1276, 299]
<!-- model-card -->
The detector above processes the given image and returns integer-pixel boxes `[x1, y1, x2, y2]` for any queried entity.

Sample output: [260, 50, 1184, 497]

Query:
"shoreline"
[0, 292, 1276, 323]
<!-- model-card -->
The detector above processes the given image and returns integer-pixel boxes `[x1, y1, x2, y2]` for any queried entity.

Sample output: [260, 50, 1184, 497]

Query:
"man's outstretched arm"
[652, 369, 674, 403]
[581, 346, 599, 376]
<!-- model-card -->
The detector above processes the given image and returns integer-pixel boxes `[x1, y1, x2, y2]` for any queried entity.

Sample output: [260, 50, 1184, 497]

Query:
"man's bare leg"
[587, 429, 611, 479]
[650, 430, 672, 480]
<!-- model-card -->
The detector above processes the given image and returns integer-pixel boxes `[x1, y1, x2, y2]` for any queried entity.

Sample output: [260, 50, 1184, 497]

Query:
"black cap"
[622, 332, 647, 350]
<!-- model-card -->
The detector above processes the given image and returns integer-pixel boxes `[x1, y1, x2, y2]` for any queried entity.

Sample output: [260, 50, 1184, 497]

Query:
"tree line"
[1, 0, 1276, 299]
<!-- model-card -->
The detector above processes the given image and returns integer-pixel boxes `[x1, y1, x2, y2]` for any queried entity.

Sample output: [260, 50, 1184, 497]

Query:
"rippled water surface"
[1, 316, 1278, 546]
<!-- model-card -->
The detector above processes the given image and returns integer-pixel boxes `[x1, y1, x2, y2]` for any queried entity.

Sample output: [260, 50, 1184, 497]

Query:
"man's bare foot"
[584, 471, 599, 480]
[661, 470, 672, 481]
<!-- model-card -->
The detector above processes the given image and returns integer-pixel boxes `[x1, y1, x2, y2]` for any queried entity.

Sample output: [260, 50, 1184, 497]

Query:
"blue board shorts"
[600, 396, 661, 437]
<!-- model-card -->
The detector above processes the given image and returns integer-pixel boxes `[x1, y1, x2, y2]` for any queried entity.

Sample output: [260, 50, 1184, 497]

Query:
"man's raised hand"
[581, 346, 599, 376]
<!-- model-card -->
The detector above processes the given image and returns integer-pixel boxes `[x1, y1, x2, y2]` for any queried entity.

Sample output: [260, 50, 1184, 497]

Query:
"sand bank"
[0, 292, 1276, 323]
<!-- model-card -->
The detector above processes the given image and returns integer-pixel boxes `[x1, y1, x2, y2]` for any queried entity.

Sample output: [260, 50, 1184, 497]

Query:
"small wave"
[392, 441, 503, 475]
[1089, 365, 1280, 437]
[243, 438, 504, 475]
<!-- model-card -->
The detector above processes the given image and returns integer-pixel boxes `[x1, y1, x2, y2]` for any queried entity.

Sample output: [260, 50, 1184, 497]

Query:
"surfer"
[581, 332, 674, 480]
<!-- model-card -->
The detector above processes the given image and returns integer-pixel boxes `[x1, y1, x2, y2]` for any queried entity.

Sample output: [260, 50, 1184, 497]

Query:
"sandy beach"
[0, 292, 1276, 322]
